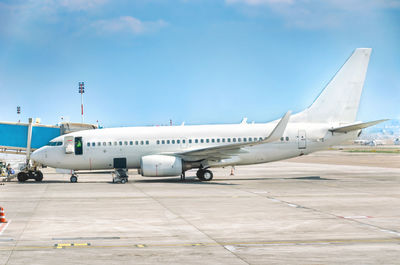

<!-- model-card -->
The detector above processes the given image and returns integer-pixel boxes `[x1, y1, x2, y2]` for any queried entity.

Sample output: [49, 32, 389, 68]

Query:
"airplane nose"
[31, 149, 43, 164]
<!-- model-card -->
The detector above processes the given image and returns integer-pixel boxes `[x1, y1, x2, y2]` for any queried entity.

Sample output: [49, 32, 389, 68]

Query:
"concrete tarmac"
[0, 151, 399, 264]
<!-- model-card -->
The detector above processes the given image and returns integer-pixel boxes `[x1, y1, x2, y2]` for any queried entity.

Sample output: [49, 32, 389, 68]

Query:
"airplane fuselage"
[32, 121, 358, 171]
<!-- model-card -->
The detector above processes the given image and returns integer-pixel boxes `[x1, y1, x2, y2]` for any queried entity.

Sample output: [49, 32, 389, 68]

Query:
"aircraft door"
[298, 130, 306, 149]
[114, 158, 127, 169]
[64, 136, 74, 154]
[75, 137, 83, 155]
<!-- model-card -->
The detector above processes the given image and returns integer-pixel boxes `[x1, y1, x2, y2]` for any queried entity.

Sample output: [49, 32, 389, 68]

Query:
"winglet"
[264, 111, 291, 143]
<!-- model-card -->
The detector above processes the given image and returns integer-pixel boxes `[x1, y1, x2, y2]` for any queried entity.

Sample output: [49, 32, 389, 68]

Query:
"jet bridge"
[0, 119, 96, 182]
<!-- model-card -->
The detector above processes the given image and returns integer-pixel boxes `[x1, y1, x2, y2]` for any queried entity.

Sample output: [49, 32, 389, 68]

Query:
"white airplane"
[28, 48, 387, 183]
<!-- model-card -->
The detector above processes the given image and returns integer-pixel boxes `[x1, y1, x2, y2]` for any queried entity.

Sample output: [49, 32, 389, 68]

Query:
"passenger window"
[87, 143, 90, 147]
[222, 138, 225, 143]
[217, 139, 220, 143]
[135, 141, 139, 145]
[140, 141, 144, 145]
[162, 140, 165, 144]
[259, 137, 263, 141]
[243, 138, 247, 142]
[233, 138, 236, 142]
[97, 142, 101, 146]
[254, 137, 257, 141]
[182, 140, 185, 144]
[248, 138, 252, 142]
[189, 139, 192, 144]
[172, 140, 175, 144]
[92, 142, 95, 147]
[129, 141, 133, 145]
[206, 139, 209, 143]
[167, 140, 170, 144]
[157, 140, 160, 145]
[118, 141, 122, 146]
[146, 140, 149, 145]
[238, 138, 241, 142]
[195, 139, 198, 143]
[108, 142, 112, 146]
[227, 138, 231, 143]
[200, 139, 204, 143]
[177, 140, 180, 144]
[280, 137, 284, 141]
[124, 141, 128, 145]
[103, 142, 106, 146]
[286, 137, 289, 141]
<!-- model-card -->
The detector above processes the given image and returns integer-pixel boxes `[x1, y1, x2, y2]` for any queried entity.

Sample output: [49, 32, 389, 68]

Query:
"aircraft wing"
[174, 111, 291, 162]
[329, 119, 388, 133]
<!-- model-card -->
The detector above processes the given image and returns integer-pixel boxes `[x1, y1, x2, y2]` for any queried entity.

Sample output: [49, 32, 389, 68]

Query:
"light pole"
[17, 106, 21, 123]
[79, 82, 85, 123]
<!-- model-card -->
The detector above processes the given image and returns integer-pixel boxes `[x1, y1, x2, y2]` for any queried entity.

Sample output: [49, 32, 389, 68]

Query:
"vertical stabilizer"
[293, 48, 371, 123]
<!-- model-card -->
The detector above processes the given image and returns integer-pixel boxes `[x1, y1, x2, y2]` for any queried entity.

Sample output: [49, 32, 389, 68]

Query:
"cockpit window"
[47, 141, 63, 146]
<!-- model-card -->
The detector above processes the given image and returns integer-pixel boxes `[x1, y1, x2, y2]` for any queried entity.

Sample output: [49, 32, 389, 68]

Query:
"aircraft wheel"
[120, 178, 127, 184]
[35, 171, 43, 182]
[196, 169, 205, 180]
[70, 175, 78, 183]
[202, 170, 213, 181]
[17, 172, 27, 182]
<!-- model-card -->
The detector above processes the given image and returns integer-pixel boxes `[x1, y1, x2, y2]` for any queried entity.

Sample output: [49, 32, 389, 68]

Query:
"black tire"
[70, 175, 78, 183]
[121, 178, 127, 184]
[35, 171, 43, 182]
[196, 170, 205, 180]
[202, 170, 213, 181]
[17, 172, 27, 182]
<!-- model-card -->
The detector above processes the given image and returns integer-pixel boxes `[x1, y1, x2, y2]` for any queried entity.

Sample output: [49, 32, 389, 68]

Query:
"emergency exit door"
[298, 130, 306, 149]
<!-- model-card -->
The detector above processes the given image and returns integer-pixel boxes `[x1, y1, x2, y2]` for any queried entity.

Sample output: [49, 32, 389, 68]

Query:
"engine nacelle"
[140, 155, 183, 177]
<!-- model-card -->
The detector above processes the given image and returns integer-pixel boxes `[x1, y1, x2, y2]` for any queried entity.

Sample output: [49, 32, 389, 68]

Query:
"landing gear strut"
[180, 172, 186, 181]
[196, 169, 213, 181]
[113, 169, 128, 184]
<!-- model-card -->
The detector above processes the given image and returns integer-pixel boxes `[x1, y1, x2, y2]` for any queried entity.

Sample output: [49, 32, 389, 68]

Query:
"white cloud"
[59, 0, 108, 11]
[226, 0, 293, 5]
[226, 0, 400, 29]
[92, 16, 168, 35]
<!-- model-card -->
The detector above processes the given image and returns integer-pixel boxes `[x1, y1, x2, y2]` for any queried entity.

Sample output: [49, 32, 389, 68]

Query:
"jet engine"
[140, 155, 183, 177]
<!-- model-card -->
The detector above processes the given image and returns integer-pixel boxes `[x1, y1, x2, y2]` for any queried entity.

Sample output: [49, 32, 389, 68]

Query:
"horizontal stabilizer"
[329, 119, 388, 133]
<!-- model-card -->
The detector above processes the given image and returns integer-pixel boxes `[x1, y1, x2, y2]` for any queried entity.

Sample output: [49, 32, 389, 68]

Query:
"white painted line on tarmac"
[342, 216, 372, 219]
[0, 220, 11, 236]
[224, 245, 237, 252]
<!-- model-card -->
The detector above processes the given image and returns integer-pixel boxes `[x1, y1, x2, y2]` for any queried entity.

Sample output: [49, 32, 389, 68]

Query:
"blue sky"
[0, 0, 399, 127]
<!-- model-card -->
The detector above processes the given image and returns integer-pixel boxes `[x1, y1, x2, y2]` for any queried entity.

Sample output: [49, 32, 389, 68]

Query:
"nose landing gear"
[70, 174, 78, 183]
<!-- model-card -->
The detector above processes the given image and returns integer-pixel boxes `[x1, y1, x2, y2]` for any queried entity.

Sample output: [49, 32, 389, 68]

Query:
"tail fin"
[293, 48, 372, 123]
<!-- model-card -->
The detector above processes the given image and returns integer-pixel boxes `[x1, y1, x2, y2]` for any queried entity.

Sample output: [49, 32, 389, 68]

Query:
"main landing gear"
[17, 170, 43, 182]
[196, 169, 213, 181]
[112, 169, 129, 184]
